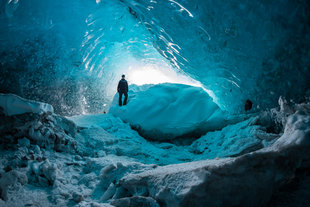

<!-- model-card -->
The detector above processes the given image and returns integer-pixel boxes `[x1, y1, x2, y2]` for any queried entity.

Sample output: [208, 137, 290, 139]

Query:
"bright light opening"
[103, 58, 220, 110]
[123, 63, 219, 105]
[126, 64, 200, 87]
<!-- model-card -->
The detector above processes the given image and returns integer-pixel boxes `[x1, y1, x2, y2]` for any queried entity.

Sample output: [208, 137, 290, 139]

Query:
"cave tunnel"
[0, 0, 310, 206]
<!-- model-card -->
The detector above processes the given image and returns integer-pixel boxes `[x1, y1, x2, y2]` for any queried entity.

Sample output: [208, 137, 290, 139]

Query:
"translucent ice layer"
[0, 0, 309, 115]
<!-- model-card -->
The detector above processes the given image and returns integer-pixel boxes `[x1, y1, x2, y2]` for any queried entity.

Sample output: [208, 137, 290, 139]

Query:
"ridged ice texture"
[0, 0, 173, 115]
[122, 0, 310, 112]
[0, 0, 309, 114]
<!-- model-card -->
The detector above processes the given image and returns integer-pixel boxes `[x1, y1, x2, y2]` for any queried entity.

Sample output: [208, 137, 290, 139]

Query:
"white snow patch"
[0, 93, 54, 116]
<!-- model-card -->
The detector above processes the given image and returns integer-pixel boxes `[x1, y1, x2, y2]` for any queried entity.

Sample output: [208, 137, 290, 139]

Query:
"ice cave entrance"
[126, 64, 200, 87]
[1, 0, 310, 205]
[125, 63, 217, 102]
[101, 61, 229, 142]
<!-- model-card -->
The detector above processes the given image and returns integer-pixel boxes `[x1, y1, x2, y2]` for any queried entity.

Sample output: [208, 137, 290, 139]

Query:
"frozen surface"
[114, 107, 310, 207]
[109, 83, 227, 140]
[189, 116, 264, 158]
[0, 0, 309, 206]
[1, 94, 310, 206]
[0, 93, 54, 116]
[0, 0, 309, 114]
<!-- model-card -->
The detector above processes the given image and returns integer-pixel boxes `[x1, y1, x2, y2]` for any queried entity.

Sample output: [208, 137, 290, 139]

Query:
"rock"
[0, 101, 77, 153]
[97, 150, 106, 157]
[29, 160, 58, 186]
[40, 160, 57, 183]
[0, 170, 28, 201]
[100, 182, 116, 201]
[75, 155, 82, 160]
[111, 196, 160, 207]
[33, 145, 41, 154]
[100, 164, 117, 179]
[73, 192, 84, 203]
[36, 157, 43, 162]
[18, 137, 30, 147]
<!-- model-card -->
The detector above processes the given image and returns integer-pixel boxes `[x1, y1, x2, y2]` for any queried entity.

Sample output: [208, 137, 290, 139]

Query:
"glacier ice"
[110, 83, 227, 140]
[0, 0, 310, 206]
[0, 0, 309, 114]
[0, 93, 54, 116]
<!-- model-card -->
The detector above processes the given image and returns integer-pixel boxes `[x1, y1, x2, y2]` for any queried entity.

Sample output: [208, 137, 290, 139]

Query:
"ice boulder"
[109, 83, 227, 140]
[0, 93, 54, 116]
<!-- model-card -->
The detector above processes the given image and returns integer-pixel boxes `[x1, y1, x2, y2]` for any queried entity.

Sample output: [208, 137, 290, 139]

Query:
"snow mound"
[113, 106, 310, 207]
[109, 83, 227, 140]
[0, 93, 54, 116]
[189, 116, 264, 158]
[0, 96, 77, 152]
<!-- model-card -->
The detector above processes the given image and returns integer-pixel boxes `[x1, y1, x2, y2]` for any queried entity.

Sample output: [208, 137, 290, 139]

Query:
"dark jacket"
[117, 79, 128, 93]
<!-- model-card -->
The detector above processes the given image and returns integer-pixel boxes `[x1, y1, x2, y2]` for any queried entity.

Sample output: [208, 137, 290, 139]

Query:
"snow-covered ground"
[0, 93, 310, 206]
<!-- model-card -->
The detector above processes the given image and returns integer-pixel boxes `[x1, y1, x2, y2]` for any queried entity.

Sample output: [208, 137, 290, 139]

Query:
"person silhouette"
[117, 74, 128, 106]
[245, 99, 253, 111]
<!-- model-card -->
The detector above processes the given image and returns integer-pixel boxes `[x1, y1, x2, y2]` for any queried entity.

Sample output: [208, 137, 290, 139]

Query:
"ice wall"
[0, 0, 172, 115]
[0, 0, 309, 115]
[122, 0, 310, 112]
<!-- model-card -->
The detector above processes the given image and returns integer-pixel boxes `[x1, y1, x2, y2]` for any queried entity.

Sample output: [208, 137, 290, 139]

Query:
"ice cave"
[0, 0, 310, 206]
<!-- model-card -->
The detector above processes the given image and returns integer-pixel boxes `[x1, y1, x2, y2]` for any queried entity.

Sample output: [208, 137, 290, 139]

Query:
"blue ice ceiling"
[0, 0, 309, 115]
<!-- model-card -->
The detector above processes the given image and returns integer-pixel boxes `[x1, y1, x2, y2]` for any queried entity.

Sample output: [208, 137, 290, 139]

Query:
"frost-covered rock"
[0, 170, 28, 201]
[110, 83, 227, 140]
[100, 182, 116, 201]
[0, 106, 77, 152]
[73, 191, 84, 203]
[0, 93, 54, 116]
[111, 196, 160, 207]
[18, 137, 31, 147]
[29, 160, 58, 186]
[113, 107, 310, 207]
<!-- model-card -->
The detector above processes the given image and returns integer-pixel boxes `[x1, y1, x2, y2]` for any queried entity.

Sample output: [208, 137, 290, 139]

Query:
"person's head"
[122, 74, 125, 79]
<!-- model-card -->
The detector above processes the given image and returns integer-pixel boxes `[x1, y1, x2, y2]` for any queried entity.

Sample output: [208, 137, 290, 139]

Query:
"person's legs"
[123, 92, 128, 105]
[119, 92, 123, 106]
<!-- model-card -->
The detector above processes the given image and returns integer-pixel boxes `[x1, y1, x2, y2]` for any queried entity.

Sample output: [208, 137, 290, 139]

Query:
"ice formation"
[115, 108, 310, 207]
[1, 0, 309, 114]
[0, 93, 54, 116]
[0, 0, 310, 206]
[110, 83, 227, 140]
[0, 93, 309, 207]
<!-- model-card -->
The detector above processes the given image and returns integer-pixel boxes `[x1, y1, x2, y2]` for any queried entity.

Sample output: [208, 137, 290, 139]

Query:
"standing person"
[117, 74, 128, 106]
[244, 99, 253, 111]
